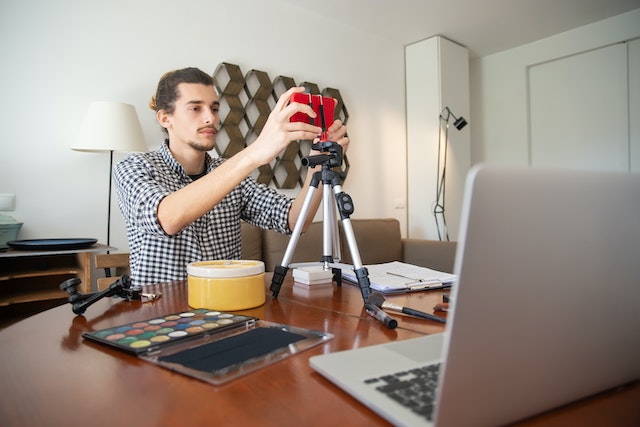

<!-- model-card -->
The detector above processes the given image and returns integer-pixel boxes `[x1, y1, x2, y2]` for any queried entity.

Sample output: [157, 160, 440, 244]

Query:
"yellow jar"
[187, 260, 265, 311]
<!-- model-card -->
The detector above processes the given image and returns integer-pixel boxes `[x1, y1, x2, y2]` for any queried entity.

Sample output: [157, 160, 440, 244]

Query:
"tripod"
[59, 275, 140, 315]
[269, 141, 373, 302]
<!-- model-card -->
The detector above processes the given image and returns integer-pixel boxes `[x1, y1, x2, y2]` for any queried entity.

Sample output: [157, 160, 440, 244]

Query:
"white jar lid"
[187, 260, 264, 278]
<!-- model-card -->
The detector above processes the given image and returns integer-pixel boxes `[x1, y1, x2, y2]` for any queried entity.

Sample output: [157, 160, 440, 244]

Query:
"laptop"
[310, 165, 640, 426]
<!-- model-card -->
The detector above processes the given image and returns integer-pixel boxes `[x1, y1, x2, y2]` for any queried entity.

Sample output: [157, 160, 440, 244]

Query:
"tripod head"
[302, 141, 343, 169]
[59, 275, 142, 315]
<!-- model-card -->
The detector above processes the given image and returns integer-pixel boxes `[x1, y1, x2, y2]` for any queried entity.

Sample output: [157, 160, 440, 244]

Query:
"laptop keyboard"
[364, 363, 441, 422]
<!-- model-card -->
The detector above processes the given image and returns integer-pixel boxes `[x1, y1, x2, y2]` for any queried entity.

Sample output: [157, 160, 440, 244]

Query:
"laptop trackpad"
[385, 333, 444, 364]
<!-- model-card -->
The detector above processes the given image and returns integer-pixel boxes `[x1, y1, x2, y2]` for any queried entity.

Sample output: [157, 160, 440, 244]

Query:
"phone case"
[290, 93, 336, 130]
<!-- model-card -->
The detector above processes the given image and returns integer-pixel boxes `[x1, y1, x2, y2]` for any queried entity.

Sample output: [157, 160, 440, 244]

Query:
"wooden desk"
[0, 275, 637, 427]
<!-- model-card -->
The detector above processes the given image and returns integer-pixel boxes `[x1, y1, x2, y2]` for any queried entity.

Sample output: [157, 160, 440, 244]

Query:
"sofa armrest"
[402, 239, 457, 273]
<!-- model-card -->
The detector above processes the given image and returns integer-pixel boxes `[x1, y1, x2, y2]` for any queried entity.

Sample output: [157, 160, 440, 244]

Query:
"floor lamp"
[434, 106, 467, 241]
[72, 102, 147, 246]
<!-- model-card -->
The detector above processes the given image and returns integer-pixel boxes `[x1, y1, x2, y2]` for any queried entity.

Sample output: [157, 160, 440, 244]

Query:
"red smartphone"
[289, 93, 336, 130]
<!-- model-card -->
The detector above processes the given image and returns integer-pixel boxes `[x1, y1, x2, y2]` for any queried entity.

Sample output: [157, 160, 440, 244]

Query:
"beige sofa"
[241, 218, 457, 273]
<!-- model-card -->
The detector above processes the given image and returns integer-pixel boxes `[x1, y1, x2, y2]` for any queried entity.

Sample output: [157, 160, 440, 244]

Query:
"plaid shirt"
[114, 141, 292, 286]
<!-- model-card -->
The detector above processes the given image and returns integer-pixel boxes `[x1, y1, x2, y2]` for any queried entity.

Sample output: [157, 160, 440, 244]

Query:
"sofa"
[240, 218, 457, 273]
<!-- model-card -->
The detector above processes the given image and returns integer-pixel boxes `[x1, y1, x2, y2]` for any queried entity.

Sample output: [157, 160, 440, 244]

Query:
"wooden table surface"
[0, 274, 637, 427]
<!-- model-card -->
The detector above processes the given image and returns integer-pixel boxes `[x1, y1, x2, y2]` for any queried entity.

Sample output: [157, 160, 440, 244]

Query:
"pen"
[386, 271, 427, 282]
[409, 282, 449, 291]
[386, 271, 445, 289]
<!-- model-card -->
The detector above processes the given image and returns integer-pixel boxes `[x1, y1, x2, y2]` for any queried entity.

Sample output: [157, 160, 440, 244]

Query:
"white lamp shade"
[72, 101, 147, 153]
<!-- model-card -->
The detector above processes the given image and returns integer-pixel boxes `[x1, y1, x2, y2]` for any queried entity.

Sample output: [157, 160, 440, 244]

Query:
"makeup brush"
[367, 291, 446, 324]
[364, 293, 398, 329]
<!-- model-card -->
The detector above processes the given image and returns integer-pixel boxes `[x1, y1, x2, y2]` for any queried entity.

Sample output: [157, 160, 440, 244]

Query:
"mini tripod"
[59, 275, 142, 315]
[269, 140, 373, 302]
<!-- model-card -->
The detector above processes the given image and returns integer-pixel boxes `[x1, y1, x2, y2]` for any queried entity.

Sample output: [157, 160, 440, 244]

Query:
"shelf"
[0, 267, 82, 281]
[0, 288, 68, 306]
[0, 244, 110, 314]
[0, 274, 73, 306]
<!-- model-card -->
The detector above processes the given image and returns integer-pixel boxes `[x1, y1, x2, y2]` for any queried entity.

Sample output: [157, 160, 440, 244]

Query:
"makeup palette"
[84, 308, 257, 355]
[83, 308, 333, 385]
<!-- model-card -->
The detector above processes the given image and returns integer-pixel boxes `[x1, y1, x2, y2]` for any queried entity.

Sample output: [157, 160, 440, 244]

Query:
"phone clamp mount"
[59, 275, 143, 315]
[269, 139, 373, 303]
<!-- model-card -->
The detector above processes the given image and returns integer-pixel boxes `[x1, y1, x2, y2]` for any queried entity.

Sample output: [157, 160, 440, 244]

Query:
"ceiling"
[281, 0, 640, 57]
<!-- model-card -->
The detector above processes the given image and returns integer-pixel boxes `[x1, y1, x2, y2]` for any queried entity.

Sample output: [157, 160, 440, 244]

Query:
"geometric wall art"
[212, 62, 349, 189]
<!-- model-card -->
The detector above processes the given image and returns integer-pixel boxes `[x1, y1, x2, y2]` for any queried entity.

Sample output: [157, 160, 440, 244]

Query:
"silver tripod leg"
[332, 184, 363, 269]
[270, 171, 332, 298]
[322, 181, 342, 266]
[270, 167, 372, 301]
[330, 184, 372, 301]
[280, 185, 318, 269]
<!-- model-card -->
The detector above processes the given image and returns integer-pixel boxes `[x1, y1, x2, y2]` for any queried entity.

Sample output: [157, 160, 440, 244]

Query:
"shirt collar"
[160, 139, 215, 176]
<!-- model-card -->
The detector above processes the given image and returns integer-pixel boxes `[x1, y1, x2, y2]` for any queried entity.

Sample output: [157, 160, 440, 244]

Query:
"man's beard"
[189, 129, 216, 152]
[188, 140, 215, 152]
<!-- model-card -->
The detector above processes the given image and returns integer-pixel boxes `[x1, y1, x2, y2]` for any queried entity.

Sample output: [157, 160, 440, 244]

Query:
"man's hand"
[247, 87, 322, 166]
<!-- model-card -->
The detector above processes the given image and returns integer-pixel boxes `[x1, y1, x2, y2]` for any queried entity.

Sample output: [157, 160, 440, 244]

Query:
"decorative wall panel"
[212, 62, 349, 189]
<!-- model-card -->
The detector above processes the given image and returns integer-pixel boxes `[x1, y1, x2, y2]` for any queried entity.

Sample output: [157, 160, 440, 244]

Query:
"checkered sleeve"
[240, 176, 294, 235]
[114, 154, 169, 238]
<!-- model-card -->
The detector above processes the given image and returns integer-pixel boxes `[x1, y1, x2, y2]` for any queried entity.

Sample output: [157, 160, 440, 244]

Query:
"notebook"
[336, 261, 456, 294]
[310, 165, 640, 427]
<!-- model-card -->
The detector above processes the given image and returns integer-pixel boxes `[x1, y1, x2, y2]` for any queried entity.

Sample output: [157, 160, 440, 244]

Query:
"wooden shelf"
[1, 267, 83, 281]
[0, 244, 112, 311]
[0, 288, 68, 306]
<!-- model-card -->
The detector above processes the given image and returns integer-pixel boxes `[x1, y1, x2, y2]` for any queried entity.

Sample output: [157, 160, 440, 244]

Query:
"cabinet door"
[529, 43, 628, 171]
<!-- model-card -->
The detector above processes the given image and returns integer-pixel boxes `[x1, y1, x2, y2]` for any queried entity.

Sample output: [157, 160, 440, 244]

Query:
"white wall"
[0, 0, 408, 253]
[470, 9, 640, 169]
[2, 1, 638, 260]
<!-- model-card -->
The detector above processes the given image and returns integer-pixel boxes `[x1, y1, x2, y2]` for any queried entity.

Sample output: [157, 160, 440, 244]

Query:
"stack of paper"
[335, 261, 456, 294]
[292, 265, 334, 286]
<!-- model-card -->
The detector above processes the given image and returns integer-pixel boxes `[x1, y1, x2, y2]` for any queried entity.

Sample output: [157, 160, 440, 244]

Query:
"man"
[114, 67, 349, 286]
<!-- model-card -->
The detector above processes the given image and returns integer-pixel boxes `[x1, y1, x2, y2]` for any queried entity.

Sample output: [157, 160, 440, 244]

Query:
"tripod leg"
[270, 173, 321, 299]
[320, 182, 345, 287]
[326, 187, 342, 263]
[322, 181, 339, 265]
[332, 184, 372, 301]
[324, 196, 343, 287]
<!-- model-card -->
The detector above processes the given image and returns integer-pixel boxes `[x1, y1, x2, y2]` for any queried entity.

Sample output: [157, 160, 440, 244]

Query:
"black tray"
[7, 238, 98, 251]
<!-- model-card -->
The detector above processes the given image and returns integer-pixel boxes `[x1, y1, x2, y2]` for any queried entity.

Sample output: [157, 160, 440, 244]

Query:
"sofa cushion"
[339, 218, 403, 265]
[402, 238, 457, 273]
[241, 217, 457, 274]
[262, 222, 325, 271]
[240, 221, 263, 261]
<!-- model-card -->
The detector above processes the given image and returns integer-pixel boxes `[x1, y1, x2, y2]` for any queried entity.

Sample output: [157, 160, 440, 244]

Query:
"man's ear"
[157, 110, 171, 129]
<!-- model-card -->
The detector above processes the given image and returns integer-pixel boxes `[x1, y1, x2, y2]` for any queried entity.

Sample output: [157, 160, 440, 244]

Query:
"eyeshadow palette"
[83, 308, 257, 355]
[83, 308, 333, 385]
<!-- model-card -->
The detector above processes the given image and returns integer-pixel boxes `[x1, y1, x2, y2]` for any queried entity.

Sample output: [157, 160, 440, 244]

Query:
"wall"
[470, 9, 640, 170]
[2, 1, 639, 261]
[0, 0, 408, 255]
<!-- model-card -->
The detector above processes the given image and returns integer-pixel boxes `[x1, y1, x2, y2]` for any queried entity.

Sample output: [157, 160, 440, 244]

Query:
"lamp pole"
[434, 107, 467, 241]
[107, 150, 114, 247]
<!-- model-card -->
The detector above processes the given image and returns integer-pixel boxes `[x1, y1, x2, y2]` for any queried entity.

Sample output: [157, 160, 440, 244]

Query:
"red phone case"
[290, 93, 336, 130]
